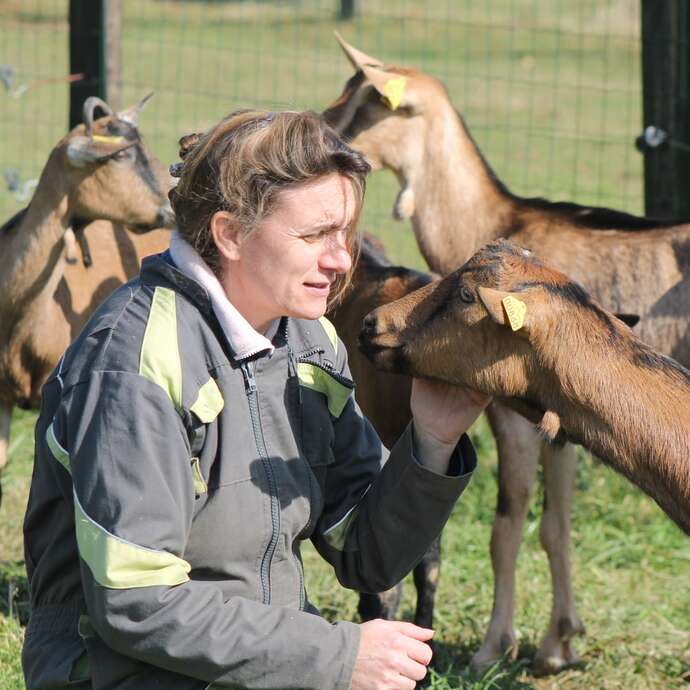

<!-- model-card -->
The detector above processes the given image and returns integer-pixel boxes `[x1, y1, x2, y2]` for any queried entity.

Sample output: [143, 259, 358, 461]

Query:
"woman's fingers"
[397, 655, 429, 681]
[351, 619, 435, 690]
[400, 636, 433, 666]
[389, 620, 434, 641]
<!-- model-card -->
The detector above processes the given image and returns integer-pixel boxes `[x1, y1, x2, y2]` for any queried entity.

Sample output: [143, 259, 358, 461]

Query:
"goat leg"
[533, 441, 585, 676]
[0, 400, 12, 509]
[357, 584, 403, 622]
[471, 404, 541, 673]
[412, 534, 441, 630]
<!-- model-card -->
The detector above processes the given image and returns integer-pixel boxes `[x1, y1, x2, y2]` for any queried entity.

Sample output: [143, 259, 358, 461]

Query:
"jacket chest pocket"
[295, 360, 354, 473]
[299, 387, 336, 471]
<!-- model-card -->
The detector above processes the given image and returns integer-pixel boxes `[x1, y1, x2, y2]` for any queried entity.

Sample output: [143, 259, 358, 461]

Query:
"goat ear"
[65, 135, 130, 168]
[477, 286, 509, 326]
[334, 32, 384, 70]
[360, 64, 412, 111]
[614, 312, 639, 328]
[478, 287, 532, 336]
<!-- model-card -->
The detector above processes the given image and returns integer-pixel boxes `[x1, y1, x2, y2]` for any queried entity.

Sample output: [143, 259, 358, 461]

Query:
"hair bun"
[178, 132, 203, 160]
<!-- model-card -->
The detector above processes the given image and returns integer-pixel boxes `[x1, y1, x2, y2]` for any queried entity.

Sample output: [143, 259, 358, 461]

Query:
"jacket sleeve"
[63, 371, 359, 689]
[311, 339, 477, 593]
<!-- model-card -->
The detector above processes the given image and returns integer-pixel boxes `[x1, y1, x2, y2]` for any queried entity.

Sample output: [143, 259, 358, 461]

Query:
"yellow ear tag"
[501, 295, 527, 331]
[381, 76, 407, 110]
[92, 135, 126, 145]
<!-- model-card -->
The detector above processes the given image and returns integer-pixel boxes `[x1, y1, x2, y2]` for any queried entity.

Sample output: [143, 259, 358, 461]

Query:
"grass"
[2, 411, 688, 689]
[1, 2, 688, 688]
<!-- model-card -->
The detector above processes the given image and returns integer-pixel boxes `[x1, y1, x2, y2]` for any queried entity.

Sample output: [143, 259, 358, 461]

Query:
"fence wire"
[1, 0, 642, 267]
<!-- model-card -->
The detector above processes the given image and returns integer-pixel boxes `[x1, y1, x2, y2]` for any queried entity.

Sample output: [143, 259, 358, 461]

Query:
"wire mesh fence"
[1, 0, 642, 267]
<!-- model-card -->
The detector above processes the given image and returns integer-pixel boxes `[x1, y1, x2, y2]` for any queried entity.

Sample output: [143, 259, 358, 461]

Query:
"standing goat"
[360, 239, 690, 536]
[0, 96, 173, 504]
[323, 36, 690, 674]
[328, 235, 438, 625]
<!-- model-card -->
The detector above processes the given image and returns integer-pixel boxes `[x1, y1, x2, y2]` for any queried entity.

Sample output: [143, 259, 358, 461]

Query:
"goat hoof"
[470, 633, 517, 674]
[533, 638, 583, 676]
[558, 615, 586, 641]
[532, 653, 567, 677]
[532, 652, 584, 677]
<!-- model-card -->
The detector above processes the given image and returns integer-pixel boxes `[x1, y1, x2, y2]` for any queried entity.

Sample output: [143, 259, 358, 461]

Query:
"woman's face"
[220, 173, 356, 331]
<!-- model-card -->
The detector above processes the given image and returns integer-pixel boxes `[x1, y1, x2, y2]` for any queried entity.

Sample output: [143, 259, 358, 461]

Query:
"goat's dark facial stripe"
[134, 144, 162, 197]
[106, 120, 139, 142]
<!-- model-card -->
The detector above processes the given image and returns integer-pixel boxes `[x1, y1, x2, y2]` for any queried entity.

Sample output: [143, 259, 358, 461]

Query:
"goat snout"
[358, 309, 409, 374]
[156, 202, 176, 229]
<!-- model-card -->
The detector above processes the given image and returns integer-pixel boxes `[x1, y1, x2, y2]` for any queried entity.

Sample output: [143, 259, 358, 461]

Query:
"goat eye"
[459, 286, 475, 303]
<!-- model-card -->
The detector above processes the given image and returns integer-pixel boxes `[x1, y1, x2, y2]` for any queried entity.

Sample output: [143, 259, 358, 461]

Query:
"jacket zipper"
[294, 356, 355, 390]
[288, 347, 307, 610]
[241, 360, 280, 606]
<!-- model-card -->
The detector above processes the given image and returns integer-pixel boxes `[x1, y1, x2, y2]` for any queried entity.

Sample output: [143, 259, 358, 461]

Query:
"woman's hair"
[169, 109, 371, 303]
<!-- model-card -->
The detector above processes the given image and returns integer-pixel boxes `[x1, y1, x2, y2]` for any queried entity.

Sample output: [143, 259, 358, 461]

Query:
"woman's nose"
[320, 232, 352, 274]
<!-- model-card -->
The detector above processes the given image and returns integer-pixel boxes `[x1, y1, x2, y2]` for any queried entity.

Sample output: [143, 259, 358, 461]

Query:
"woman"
[22, 110, 489, 690]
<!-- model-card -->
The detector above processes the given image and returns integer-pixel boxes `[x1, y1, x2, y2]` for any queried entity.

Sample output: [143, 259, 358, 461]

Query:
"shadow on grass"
[0, 560, 29, 626]
[422, 638, 542, 689]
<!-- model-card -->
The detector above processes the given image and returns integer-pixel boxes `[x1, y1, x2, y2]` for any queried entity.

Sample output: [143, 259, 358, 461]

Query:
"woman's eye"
[301, 231, 327, 243]
[459, 286, 475, 303]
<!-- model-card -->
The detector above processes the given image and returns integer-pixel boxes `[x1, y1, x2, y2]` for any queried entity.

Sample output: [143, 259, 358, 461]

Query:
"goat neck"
[0, 147, 72, 314]
[529, 303, 690, 534]
[409, 104, 515, 275]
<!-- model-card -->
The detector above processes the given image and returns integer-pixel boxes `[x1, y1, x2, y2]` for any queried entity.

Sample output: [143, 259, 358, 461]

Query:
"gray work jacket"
[22, 252, 476, 690]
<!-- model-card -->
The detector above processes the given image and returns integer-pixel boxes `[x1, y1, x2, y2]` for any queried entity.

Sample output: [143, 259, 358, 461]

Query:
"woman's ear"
[210, 211, 243, 262]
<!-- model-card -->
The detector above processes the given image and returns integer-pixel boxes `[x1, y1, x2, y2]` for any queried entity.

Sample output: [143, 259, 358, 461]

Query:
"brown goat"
[0, 96, 173, 504]
[360, 239, 690, 537]
[328, 234, 439, 626]
[323, 35, 690, 673]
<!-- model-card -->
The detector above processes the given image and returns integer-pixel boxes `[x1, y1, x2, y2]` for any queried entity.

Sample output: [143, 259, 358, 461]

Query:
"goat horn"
[334, 32, 384, 70]
[83, 97, 113, 137]
[117, 91, 154, 127]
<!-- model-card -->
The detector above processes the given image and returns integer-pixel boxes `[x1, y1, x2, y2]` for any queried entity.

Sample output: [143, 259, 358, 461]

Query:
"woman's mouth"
[303, 281, 331, 296]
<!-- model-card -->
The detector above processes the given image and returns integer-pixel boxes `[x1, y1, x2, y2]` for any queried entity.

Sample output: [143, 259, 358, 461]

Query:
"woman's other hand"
[351, 619, 434, 690]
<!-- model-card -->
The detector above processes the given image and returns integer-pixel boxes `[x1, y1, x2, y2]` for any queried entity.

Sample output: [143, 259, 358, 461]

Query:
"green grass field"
[1, 1, 689, 688]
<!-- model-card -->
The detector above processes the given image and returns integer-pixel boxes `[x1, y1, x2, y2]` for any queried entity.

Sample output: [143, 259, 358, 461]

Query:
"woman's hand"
[350, 619, 434, 690]
[410, 378, 491, 474]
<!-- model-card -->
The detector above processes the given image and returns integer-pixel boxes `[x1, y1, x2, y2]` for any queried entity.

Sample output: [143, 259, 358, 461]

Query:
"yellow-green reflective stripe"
[318, 316, 338, 357]
[190, 377, 224, 423]
[297, 363, 351, 418]
[74, 490, 191, 589]
[139, 287, 182, 411]
[46, 422, 70, 473]
[191, 457, 207, 495]
[323, 505, 360, 551]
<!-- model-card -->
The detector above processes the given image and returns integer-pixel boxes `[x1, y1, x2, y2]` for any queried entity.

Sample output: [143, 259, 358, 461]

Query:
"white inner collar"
[169, 231, 278, 359]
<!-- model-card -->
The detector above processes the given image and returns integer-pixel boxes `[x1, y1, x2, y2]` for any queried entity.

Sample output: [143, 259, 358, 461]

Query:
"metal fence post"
[68, 0, 121, 129]
[339, 0, 360, 20]
[640, 0, 690, 218]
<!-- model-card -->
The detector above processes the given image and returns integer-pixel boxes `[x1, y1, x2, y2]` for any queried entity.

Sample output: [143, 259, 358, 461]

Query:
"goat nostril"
[362, 314, 377, 332]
